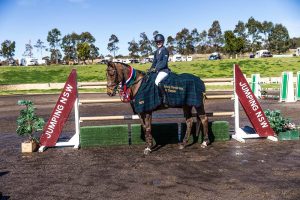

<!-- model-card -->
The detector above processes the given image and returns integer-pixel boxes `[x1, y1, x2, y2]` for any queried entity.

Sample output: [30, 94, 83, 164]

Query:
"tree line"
[1, 16, 300, 64]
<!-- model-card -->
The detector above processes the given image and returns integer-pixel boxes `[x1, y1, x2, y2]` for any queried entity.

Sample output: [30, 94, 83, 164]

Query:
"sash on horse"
[132, 72, 206, 113]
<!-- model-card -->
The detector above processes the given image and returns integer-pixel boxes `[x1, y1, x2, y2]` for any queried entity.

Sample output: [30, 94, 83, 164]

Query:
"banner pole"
[232, 64, 245, 142]
[74, 97, 80, 148]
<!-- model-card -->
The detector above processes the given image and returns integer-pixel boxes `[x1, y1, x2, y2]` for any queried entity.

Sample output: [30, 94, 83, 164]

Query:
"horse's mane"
[113, 62, 146, 75]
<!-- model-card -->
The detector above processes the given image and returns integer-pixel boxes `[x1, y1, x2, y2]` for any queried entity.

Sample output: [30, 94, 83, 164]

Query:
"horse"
[105, 61, 209, 155]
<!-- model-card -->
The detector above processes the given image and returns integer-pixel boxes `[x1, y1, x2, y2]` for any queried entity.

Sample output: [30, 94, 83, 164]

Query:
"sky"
[0, 0, 300, 59]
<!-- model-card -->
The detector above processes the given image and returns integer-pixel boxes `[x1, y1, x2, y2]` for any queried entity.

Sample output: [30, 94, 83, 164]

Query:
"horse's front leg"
[138, 113, 146, 136]
[143, 113, 153, 155]
[200, 114, 209, 148]
[179, 106, 193, 149]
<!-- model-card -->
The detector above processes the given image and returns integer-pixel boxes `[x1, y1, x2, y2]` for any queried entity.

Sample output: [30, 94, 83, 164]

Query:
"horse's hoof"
[179, 144, 185, 150]
[143, 147, 151, 155]
[201, 141, 208, 148]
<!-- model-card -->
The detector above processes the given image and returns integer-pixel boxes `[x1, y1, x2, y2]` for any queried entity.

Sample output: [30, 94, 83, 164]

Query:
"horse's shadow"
[0, 171, 9, 177]
[140, 122, 216, 148]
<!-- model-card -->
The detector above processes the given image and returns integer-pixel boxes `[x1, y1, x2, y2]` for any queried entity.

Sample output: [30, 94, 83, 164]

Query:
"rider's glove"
[150, 68, 156, 73]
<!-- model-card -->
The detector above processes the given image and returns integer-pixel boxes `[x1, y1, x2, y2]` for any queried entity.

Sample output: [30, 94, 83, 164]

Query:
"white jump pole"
[79, 111, 235, 122]
[79, 95, 234, 104]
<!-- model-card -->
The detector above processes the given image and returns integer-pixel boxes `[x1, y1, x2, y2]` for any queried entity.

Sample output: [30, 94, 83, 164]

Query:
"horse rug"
[131, 72, 205, 113]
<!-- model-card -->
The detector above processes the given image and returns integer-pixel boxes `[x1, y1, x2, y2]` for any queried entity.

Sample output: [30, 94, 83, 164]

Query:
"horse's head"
[106, 61, 119, 96]
[106, 61, 142, 99]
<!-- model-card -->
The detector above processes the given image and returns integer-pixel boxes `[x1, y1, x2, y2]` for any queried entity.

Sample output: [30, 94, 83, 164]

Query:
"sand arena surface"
[0, 93, 299, 200]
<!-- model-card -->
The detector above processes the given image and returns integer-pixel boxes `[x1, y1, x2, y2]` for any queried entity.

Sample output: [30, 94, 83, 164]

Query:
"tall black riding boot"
[158, 83, 168, 107]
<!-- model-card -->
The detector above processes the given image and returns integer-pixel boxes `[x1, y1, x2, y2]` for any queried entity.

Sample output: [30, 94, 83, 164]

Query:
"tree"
[151, 30, 160, 53]
[128, 39, 139, 58]
[245, 17, 263, 52]
[138, 32, 152, 57]
[166, 36, 176, 55]
[90, 44, 99, 63]
[208, 20, 223, 51]
[234, 21, 247, 38]
[107, 34, 119, 57]
[0, 40, 16, 60]
[175, 28, 194, 55]
[77, 42, 91, 64]
[23, 40, 33, 58]
[233, 21, 249, 53]
[224, 30, 245, 56]
[47, 28, 61, 64]
[79, 32, 95, 44]
[61, 33, 79, 63]
[191, 28, 199, 47]
[50, 49, 62, 64]
[197, 30, 208, 53]
[153, 30, 159, 36]
[290, 37, 300, 49]
[34, 39, 46, 58]
[199, 30, 207, 45]
[261, 21, 274, 49]
[268, 24, 290, 54]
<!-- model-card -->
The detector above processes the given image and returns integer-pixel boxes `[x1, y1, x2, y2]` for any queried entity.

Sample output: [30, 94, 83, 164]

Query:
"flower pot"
[21, 140, 39, 153]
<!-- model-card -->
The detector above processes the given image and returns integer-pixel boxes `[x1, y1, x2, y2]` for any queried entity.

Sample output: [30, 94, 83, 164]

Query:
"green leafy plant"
[264, 109, 295, 135]
[16, 100, 45, 142]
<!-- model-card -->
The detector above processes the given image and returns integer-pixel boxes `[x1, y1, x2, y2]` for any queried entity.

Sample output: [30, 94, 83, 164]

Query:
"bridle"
[106, 62, 144, 102]
[106, 66, 120, 95]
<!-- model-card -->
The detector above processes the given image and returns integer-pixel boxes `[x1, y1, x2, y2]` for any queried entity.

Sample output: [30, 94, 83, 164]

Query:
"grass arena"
[1, 60, 300, 199]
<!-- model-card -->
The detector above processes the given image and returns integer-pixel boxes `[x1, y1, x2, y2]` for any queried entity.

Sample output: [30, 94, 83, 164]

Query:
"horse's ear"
[106, 60, 112, 66]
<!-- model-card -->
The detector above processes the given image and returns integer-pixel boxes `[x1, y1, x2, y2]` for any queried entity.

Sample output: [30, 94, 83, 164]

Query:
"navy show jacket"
[151, 46, 170, 73]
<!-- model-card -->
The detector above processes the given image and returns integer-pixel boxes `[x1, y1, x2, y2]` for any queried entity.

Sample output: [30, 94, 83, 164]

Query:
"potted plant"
[16, 100, 45, 153]
[264, 109, 299, 140]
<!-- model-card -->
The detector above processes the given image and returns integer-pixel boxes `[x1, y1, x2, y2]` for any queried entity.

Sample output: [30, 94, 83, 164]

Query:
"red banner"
[235, 64, 275, 137]
[40, 69, 78, 146]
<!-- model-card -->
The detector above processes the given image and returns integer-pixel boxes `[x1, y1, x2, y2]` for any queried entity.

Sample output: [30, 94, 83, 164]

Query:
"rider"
[149, 34, 170, 106]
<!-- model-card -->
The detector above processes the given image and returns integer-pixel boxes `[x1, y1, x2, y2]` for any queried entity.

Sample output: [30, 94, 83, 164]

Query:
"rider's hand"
[150, 68, 156, 73]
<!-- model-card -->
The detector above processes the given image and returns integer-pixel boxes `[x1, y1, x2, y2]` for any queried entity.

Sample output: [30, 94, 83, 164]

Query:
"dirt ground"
[0, 93, 300, 200]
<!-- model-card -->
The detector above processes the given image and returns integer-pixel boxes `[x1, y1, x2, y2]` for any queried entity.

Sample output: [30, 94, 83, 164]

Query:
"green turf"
[80, 121, 230, 147]
[80, 125, 128, 147]
[278, 130, 299, 141]
[1, 57, 300, 85]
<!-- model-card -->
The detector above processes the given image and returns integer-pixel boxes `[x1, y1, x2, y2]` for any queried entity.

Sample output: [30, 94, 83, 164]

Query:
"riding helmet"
[154, 34, 165, 43]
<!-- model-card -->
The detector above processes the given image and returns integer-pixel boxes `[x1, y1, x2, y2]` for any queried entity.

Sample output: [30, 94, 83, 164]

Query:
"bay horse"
[105, 61, 209, 155]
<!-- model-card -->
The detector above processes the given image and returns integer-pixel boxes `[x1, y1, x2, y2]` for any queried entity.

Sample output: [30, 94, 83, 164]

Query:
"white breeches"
[155, 71, 168, 86]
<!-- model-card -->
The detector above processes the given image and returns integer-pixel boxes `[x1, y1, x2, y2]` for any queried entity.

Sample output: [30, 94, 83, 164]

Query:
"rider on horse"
[149, 34, 170, 106]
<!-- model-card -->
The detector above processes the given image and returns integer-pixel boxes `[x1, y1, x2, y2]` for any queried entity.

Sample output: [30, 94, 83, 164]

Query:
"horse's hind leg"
[196, 104, 209, 148]
[179, 106, 193, 149]
[143, 113, 153, 155]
